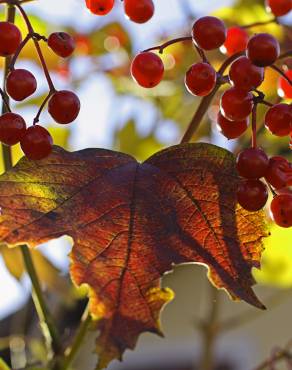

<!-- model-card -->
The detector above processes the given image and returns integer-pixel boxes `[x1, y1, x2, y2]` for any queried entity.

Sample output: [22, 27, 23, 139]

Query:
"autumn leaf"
[0, 143, 268, 369]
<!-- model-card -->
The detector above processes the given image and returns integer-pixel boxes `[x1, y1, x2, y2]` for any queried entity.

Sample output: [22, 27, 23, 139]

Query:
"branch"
[198, 285, 221, 370]
[252, 348, 292, 370]
[21, 246, 62, 356]
[62, 308, 92, 370]
[14, 2, 55, 91]
[0, 1, 61, 362]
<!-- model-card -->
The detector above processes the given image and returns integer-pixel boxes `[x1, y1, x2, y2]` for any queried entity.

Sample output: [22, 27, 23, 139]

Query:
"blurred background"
[0, 0, 291, 369]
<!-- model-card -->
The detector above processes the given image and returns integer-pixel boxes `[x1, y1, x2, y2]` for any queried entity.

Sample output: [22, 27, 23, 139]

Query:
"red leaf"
[0, 143, 268, 369]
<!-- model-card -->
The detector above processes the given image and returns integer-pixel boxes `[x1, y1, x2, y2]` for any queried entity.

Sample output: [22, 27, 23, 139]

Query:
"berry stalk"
[14, 2, 55, 91]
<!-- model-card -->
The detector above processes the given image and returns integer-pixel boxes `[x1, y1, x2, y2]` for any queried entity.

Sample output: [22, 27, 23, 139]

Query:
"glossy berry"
[217, 112, 248, 139]
[264, 103, 292, 137]
[85, 0, 114, 15]
[265, 156, 292, 189]
[246, 33, 280, 67]
[124, 0, 154, 24]
[192, 16, 227, 51]
[48, 90, 80, 124]
[0, 113, 26, 146]
[229, 56, 264, 91]
[131, 52, 164, 88]
[220, 87, 254, 121]
[278, 70, 292, 99]
[266, 0, 292, 16]
[48, 32, 75, 58]
[0, 22, 22, 57]
[222, 26, 249, 56]
[20, 125, 53, 160]
[185, 63, 216, 97]
[6, 69, 37, 101]
[270, 193, 292, 228]
[237, 179, 268, 212]
[236, 147, 269, 179]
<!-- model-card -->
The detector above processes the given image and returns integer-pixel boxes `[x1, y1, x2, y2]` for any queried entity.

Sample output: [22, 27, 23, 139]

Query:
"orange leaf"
[0, 143, 268, 369]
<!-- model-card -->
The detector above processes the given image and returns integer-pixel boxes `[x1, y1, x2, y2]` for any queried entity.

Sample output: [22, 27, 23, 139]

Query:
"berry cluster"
[236, 148, 292, 227]
[85, 0, 155, 24]
[0, 4, 80, 160]
[130, 2, 292, 228]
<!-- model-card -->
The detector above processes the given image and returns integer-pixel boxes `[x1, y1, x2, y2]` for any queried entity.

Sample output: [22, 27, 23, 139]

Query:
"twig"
[14, 2, 55, 92]
[21, 246, 62, 356]
[198, 285, 221, 370]
[0, 1, 62, 363]
[62, 308, 92, 370]
[252, 349, 292, 370]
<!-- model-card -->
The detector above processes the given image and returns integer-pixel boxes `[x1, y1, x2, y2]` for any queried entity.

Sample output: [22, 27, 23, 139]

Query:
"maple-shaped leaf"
[0, 143, 268, 369]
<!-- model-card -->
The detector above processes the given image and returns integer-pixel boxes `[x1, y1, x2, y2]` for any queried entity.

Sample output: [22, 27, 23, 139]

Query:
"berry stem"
[270, 64, 292, 85]
[181, 85, 220, 143]
[14, 2, 56, 91]
[181, 52, 244, 143]
[0, 88, 11, 112]
[143, 36, 192, 54]
[9, 32, 32, 70]
[241, 17, 277, 29]
[33, 91, 54, 124]
[251, 103, 258, 149]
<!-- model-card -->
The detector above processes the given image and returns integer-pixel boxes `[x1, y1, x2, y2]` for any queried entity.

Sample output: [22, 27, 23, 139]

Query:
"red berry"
[217, 112, 248, 139]
[222, 26, 249, 56]
[124, 0, 154, 24]
[131, 52, 164, 88]
[0, 22, 22, 57]
[266, 0, 292, 16]
[264, 103, 292, 137]
[265, 156, 292, 189]
[246, 33, 280, 67]
[229, 56, 264, 91]
[220, 87, 254, 121]
[270, 193, 292, 228]
[237, 179, 268, 212]
[48, 32, 75, 58]
[0, 113, 26, 146]
[278, 70, 292, 99]
[236, 147, 269, 179]
[185, 62, 216, 97]
[20, 125, 53, 160]
[48, 90, 80, 124]
[6, 69, 37, 101]
[85, 0, 114, 15]
[192, 16, 227, 51]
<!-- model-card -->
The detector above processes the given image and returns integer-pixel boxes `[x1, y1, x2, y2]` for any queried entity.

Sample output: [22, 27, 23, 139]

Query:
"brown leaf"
[0, 143, 268, 369]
